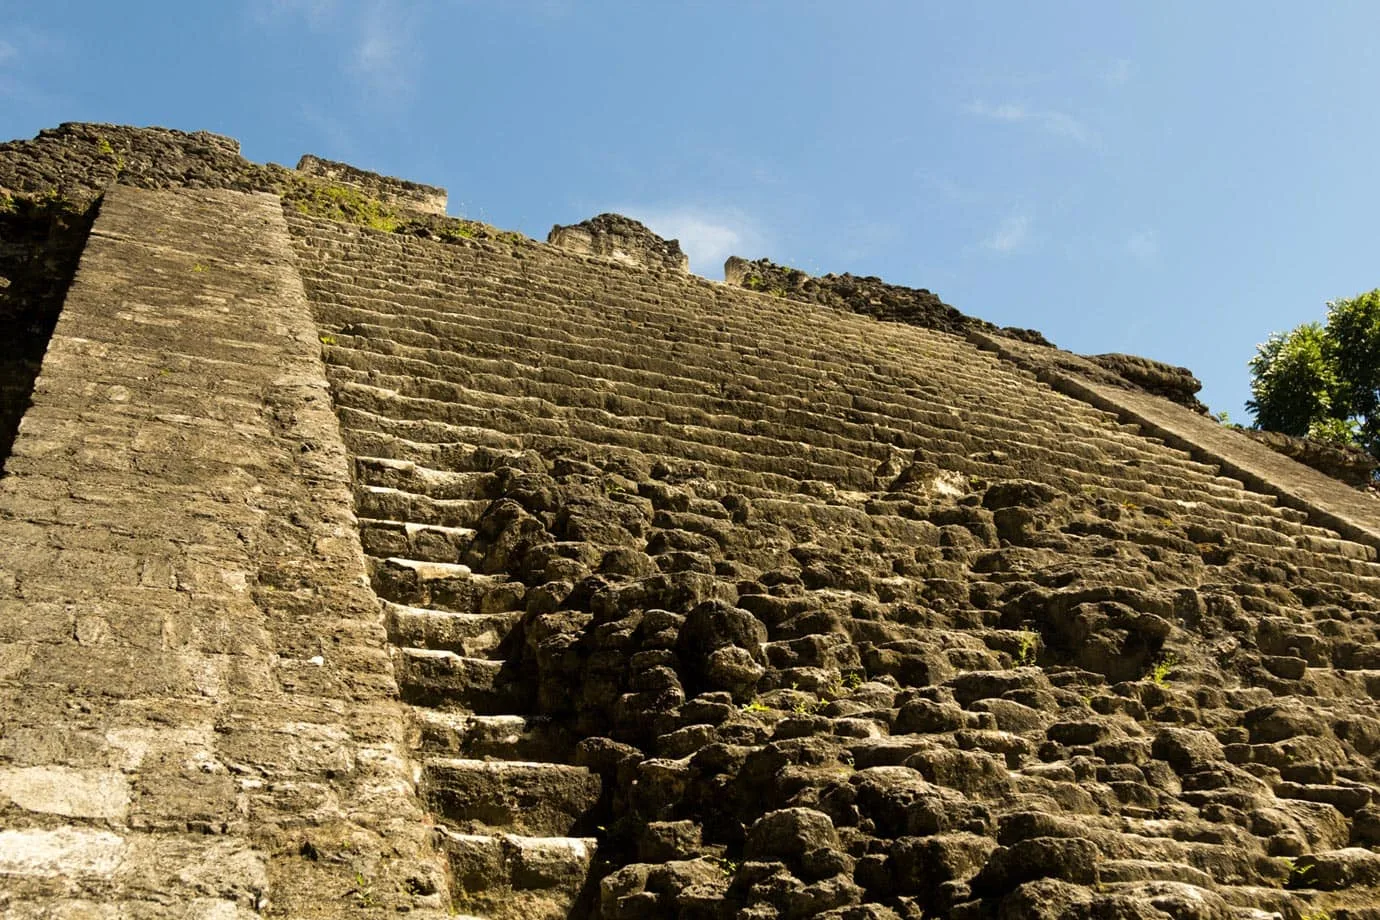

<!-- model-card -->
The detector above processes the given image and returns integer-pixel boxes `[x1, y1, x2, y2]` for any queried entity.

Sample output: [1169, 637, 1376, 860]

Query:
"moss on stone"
[283, 176, 402, 233]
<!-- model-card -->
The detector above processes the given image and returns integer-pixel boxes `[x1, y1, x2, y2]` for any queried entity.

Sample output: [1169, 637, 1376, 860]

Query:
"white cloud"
[1126, 228, 1158, 263]
[968, 101, 1030, 121]
[615, 206, 767, 277]
[348, 2, 418, 98]
[982, 215, 1031, 254]
[965, 100, 1098, 148]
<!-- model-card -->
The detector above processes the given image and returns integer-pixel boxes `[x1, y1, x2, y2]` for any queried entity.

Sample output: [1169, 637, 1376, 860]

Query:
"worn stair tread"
[394, 648, 526, 713]
[436, 828, 597, 920]
[372, 556, 524, 615]
[384, 601, 520, 656]
[414, 710, 569, 760]
[423, 757, 602, 836]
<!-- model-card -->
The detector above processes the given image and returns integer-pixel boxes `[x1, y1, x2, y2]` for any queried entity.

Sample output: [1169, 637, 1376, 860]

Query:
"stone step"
[306, 276, 1211, 474]
[384, 600, 521, 657]
[334, 359, 1251, 505]
[308, 277, 965, 386]
[314, 294, 1133, 451]
[422, 757, 603, 836]
[370, 557, 525, 614]
[334, 379, 876, 488]
[343, 427, 531, 472]
[338, 404, 523, 454]
[356, 484, 491, 529]
[436, 828, 597, 920]
[359, 518, 476, 563]
[414, 710, 572, 762]
[317, 319, 1292, 517]
[355, 454, 501, 499]
[296, 221, 1380, 585]
[394, 648, 527, 713]
[312, 293, 1012, 423]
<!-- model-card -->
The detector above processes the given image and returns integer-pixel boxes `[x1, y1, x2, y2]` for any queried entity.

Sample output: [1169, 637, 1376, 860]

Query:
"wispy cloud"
[350, 3, 415, 98]
[0, 24, 68, 107]
[1103, 58, 1133, 87]
[982, 214, 1032, 254]
[965, 100, 1098, 147]
[251, 0, 339, 26]
[249, 0, 417, 99]
[913, 169, 965, 203]
[615, 206, 768, 277]
[1126, 228, 1158, 263]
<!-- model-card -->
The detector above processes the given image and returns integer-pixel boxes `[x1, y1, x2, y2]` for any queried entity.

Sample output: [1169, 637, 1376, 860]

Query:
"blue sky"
[4, 2, 1379, 419]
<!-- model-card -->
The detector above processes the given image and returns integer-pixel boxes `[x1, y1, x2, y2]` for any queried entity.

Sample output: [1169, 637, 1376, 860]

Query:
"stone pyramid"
[3, 123, 1380, 919]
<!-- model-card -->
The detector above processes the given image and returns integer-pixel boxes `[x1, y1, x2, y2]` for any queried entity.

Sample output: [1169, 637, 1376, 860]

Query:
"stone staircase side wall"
[0, 186, 449, 918]
[970, 328, 1380, 552]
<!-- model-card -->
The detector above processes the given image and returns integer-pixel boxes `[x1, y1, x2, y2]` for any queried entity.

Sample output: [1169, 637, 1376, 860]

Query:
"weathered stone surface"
[297, 153, 448, 215]
[8, 124, 1380, 918]
[1242, 426, 1378, 488]
[549, 213, 690, 272]
[0, 186, 449, 918]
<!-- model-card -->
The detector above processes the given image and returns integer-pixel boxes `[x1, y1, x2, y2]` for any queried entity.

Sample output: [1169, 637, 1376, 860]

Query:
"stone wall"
[297, 154, 448, 216]
[7, 123, 1380, 918]
[1240, 428, 1379, 491]
[549, 213, 690, 273]
[0, 122, 281, 207]
[0, 186, 449, 918]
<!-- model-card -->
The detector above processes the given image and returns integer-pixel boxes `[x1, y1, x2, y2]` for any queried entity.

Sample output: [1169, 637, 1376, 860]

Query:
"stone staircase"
[284, 210, 1380, 917]
[351, 447, 601, 918]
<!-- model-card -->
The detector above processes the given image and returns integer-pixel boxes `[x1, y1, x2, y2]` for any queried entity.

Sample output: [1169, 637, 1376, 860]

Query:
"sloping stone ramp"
[0, 187, 452, 916]
[284, 207, 1380, 918]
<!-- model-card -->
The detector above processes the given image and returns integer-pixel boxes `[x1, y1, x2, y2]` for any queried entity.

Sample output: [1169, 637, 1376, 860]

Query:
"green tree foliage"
[1247, 290, 1380, 457]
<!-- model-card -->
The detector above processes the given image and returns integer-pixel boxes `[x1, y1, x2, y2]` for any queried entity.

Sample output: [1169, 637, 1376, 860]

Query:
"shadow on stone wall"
[0, 193, 98, 474]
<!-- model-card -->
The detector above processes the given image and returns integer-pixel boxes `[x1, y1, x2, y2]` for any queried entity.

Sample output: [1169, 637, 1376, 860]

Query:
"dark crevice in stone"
[0, 194, 100, 475]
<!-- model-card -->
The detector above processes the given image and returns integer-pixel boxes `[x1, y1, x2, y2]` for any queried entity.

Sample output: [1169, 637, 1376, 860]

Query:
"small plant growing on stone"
[741, 698, 770, 713]
[319, 334, 337, 346]
[352, 871, 377, 908]
[709, 856, 739, 878]
[743, 274, 767, 291]
[440, 223, 476, 241]
[95, 137, 126, 174]
[1149, 653, 1178, 685]
[1015, 631, 1039, 667]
